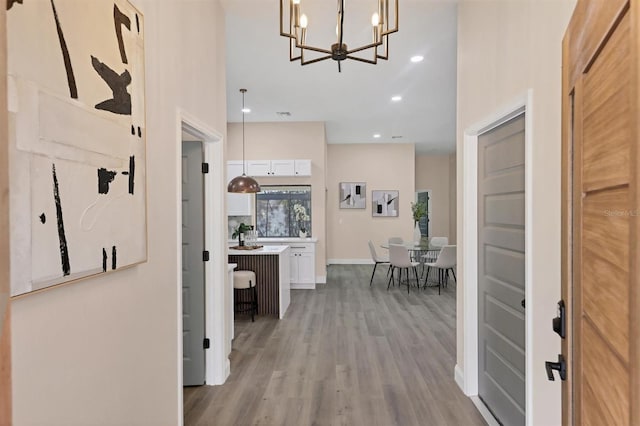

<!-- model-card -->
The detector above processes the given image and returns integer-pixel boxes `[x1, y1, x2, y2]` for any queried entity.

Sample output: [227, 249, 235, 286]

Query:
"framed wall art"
[372, 190, 399, 217]
[7, 0, 147, 296]
[339, 182, 366, 209]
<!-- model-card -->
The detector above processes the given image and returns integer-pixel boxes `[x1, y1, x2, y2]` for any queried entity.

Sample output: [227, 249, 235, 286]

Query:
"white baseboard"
[454, 364, 465, 393]
[470, 396, 500, 426]
[291, 283, 315, 290]
[327, 259, 373, 265]
[315, 275, 326, 284]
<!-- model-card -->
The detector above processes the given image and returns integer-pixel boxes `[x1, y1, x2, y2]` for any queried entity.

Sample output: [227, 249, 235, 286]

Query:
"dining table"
[380, 240, 444, 285]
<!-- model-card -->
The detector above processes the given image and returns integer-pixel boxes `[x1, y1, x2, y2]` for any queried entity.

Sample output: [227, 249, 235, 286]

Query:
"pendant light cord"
[241, 89, 247, 175]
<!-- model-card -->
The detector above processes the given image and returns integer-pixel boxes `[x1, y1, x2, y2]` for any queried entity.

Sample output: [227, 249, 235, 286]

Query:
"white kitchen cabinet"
[257, 239, 316, 289]
[246, 160, 271, 176]
[245, 159, 310, 177]
[226, 161, 252, 216]
[270, 160, 296, 176]
[294, 159, 312, 176]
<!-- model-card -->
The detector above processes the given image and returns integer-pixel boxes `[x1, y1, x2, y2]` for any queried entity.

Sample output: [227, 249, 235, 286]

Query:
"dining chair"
[388, 237, 404, 245]
[423, 245, 456, 295]
[368, 240, 390, 286]
[388, 244, 420, 294]
[424, 236, 449, 262]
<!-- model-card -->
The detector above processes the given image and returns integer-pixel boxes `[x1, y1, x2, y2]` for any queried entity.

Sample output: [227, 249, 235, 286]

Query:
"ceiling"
[222, 0, 458, 154]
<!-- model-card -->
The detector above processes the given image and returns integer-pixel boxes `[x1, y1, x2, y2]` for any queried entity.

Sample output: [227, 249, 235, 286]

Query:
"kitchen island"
[228, 245, 290, 319]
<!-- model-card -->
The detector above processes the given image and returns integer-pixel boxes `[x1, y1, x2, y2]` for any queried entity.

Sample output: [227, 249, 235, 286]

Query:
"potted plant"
[293, 203, 310, 238]
[411, 201, 427, 244]
[232, 222, 252, 246]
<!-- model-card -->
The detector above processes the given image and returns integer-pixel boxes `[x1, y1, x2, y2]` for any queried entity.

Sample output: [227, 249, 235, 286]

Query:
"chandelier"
[280, 0, 399, 72]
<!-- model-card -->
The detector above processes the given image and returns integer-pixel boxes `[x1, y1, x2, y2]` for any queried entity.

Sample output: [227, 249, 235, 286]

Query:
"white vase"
[413, 222, 422, 245]
[299, 230, 307, 238]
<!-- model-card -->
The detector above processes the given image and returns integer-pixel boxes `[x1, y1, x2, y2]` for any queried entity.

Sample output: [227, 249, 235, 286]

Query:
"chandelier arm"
[295, 44, 333, 55]
[347, 41, 384, 55]
[346, 55, 378, 65]
[385, 0, 398, 33]
[301, 55, 332, 65]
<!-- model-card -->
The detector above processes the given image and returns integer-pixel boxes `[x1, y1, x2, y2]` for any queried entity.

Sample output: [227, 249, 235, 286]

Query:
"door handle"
[521, 299, 525, 308]
[553, 300, 566, 339]
[545, 354, 566, 381]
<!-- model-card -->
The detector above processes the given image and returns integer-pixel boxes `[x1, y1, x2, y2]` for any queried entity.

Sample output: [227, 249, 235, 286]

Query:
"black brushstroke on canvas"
[52, 164, 71, 276]
[137, 126, 141, 138]
[91, 56, 132, 115]
[131, 125, 135, 135]
[121, 171, 129, 176]
[39, 213, 46, 224]
[7, 0, 23, 10]
[50, 0, 78, 99]
[135, 13, 140, 33]
[102, 248, 107, 272]
[112, 246, 117, 270]
[128, 155, 135, 195]
[113, 4, 131, 64]
[97, 168, 117, 194]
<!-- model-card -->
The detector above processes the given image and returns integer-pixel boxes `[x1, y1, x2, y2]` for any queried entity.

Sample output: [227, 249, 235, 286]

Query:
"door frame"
[175, 110, 227, 412]
[459, 90, 533, 423]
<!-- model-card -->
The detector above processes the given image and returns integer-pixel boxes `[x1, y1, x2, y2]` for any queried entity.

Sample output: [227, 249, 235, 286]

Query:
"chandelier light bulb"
[371, 12, 380, 26]
[300, 14, 308, 28]
[293, 0, 300, 4]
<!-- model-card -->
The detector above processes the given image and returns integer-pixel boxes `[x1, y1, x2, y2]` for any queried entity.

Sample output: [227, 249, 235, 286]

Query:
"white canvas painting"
[7, 0, 146, 296]
[372, 190, 399, 217]
[339, 182, 366, 209]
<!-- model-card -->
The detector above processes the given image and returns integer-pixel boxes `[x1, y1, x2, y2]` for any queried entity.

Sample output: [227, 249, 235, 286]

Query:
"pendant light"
[228, 89, 261, 193]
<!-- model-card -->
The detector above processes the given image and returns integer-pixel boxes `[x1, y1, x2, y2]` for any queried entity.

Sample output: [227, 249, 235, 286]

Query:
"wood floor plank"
[184, 264, 485, 426]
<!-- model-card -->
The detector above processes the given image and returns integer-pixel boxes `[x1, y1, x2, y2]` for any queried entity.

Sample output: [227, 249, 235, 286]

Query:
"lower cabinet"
[290, 246, 315, 288]
[261, 241, 315, 289]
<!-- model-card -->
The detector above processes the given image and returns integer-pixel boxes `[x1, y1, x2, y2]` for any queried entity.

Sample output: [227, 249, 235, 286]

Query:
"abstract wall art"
[7, 0, 146, 296]
[372, 190, 399, 217]
[339, 182, 366, 209]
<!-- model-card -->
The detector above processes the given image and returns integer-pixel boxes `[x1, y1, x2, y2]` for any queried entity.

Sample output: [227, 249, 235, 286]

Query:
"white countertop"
[228, 245, 290, 255]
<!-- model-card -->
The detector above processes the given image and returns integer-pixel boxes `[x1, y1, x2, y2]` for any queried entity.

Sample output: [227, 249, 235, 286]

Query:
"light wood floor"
[184, 264, 485, 426]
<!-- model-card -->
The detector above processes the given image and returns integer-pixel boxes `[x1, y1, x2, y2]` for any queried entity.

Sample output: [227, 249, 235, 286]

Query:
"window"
[256, 185, 311, 237]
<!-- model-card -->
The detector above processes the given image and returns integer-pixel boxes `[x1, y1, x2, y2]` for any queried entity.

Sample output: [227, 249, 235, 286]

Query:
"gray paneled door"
[182, 141, 206, 386]
[478, 114, 526, 425]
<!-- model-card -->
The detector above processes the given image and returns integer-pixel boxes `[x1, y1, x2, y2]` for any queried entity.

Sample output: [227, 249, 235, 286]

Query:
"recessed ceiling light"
[373, 133, 381, 138]
[241, 108, 251, 113]
[410, 55, 424, 63]
[391, 95, 402, 102]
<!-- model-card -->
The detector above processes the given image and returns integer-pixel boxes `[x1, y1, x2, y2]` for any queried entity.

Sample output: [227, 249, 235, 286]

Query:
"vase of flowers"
[293, 203, 310, 238]
[411, 201, 427, 244]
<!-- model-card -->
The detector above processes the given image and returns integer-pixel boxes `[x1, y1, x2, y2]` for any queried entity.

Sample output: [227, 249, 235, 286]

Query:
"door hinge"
[545, 354, 566, 381]
[202, 162, 209, 174]
[553, 300, 566, 339]
[203, 251, 210, 262]
[203, 338, 210, 349]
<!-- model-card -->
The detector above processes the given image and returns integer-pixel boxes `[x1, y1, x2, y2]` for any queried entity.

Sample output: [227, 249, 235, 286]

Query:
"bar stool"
[233, 270, 258, 322]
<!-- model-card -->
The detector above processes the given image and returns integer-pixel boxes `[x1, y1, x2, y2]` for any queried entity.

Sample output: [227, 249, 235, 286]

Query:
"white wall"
[327, 143, 415, 262]
[11, 1, 227, 424]
[456, 1, 575, 425]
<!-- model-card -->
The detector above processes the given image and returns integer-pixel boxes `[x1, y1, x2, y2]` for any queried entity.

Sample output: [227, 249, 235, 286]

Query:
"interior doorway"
[177, 112, 228, 419]
[415, 190, 431, 238]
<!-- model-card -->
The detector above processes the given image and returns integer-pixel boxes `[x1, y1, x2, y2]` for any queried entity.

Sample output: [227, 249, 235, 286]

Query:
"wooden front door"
[562, 0, 639, 424]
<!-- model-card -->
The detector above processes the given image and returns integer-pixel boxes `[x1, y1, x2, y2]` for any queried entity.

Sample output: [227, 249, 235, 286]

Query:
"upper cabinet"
[246, 159, 311, 177]
[294, 159, 311, 176]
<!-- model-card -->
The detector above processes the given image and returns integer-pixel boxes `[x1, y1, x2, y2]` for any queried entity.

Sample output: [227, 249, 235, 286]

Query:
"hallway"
[184, 265, 484, 425]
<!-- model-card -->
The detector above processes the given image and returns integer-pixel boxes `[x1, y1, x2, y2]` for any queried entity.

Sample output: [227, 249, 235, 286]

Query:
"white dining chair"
[423, 245, 456, 295]
[388, 237, 403, 245]
[368, 240, 390, 286]
[388, 244, 420, 294]
[424, 236, 449, 262]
